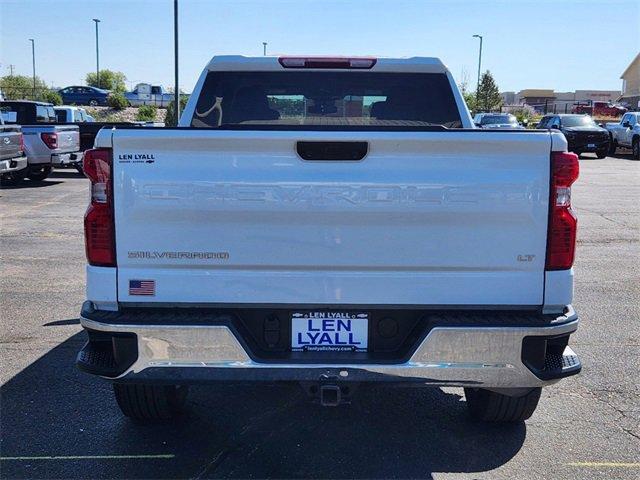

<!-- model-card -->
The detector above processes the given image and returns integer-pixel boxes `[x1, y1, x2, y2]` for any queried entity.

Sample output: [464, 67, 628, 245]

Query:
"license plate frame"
[291, 311, 369, 352]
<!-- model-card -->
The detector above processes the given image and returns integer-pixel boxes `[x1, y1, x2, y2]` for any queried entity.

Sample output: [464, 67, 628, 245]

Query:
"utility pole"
[173, 0, 180, 123]
[263, 42, 267, 56]
[29, 39, 36, 98]
[93, 19, 101, 87]
[9, 64, 15, 76]
[472, 34, 483, 108]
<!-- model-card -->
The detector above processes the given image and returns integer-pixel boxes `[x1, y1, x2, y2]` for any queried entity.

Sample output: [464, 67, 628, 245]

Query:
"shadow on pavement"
[1, 330, 527, 479]
[0, 179, 64, 190]
[50, 171, 86, 179]
[609, 151, 638, 161]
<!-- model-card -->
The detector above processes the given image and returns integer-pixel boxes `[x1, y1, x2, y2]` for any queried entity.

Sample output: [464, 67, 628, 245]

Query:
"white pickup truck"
[606, 112, 640, 159]
[77, 56, 581, 424]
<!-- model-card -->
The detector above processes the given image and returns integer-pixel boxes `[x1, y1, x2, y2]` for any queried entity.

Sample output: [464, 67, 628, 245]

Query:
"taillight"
[19, 133, 24, 154]
[41, 132, 58, 149]
[546, 151, 579, 270]
[278, 57, 377, 69]
[83, 148, 115, 266]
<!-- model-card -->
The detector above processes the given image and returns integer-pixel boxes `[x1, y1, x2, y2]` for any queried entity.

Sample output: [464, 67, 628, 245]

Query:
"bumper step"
[76, 330, 138, 378]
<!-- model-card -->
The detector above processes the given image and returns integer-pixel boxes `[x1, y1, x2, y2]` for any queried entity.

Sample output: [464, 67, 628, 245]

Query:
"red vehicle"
[572, 101, 627, 117]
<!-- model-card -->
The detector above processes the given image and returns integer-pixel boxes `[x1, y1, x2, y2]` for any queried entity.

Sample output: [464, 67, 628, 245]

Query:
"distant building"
[500, 91, 516, 105]
[517, 89, 556, 112]
[619, 53, 640, 109]
[500, 88, 622, 113]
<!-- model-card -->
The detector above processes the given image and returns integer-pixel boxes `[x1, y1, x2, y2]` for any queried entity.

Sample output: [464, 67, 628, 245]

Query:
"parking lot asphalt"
[1, 155, 639, 480]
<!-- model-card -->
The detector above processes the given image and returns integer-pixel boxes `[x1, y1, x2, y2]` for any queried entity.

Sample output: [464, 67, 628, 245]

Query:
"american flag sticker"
[129, 279, 155, 296]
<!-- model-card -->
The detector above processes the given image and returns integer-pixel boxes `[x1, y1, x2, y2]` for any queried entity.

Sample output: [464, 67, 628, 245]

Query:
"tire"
[609, 137, 617, 155]
[0, 167, 28, 186]
[26, 165, 52, 181]
[113, 383, 188, 423]
[596, 148, 608, 159]
[464, 387, 541, 422]
[75, 165, 84, 175]
[633, 137, 640, 160]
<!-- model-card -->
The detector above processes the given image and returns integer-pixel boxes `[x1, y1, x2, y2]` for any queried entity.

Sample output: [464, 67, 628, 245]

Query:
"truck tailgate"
[112, 129, 551, 306]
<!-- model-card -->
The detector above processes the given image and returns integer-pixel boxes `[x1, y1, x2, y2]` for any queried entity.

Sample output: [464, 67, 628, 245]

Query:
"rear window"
[480, 114, 517, 125]
[36, 105, 56, 123]
[55, 110, 67, 123]
[191, 72, 462, 130]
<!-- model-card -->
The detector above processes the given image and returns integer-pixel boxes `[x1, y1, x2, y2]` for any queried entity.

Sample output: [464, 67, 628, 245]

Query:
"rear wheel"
[113, 383, 189, 423]
[633, 137, 639, 160]
[608, 137, 617, 155]
[0, 167, 28, 186]
[464, 387, 541, 422]
[89, 99, 99, 106]
[26, 165, 52, 181]
[596, 147, 608, 159]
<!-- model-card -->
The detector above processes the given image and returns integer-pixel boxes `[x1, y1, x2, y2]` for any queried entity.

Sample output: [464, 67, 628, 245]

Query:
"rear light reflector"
[278, 57, 377, 69]
[19, 133, 24, 154]
[546, 152, 579, 270]
[83, 148, 115, 266]
[41, 132, 58, 149]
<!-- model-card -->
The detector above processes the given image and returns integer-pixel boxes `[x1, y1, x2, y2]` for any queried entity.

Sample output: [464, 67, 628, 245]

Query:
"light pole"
[93, 19, 100, 87]
[472, 34, 483, 108]
[174, 0, 180, 122]
[263, 42, 267, 56]
[29, 39, 36, 98]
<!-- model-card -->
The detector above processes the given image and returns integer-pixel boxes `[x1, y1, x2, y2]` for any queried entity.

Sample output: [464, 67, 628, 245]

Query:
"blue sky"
[1, 0, 638, 93]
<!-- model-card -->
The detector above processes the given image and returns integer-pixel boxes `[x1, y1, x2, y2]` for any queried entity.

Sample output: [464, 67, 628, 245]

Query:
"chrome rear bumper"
[79, 306, 580, 388]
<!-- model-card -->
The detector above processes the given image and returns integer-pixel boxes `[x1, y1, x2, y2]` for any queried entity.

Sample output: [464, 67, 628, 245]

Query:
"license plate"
[587, 143, 596, 148]
[291, 311, 368, 352]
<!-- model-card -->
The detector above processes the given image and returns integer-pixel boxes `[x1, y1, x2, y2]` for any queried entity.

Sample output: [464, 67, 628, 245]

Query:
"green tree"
[136, 105, 157, 122]
[85, 70, 127, 92]
[458, 80, 477, 112]
[107, 92, 129, 110]
[40, 90, 63, 105]
[475, 71, 502, 112]
[0, 74, 47, 100]
[165, 96, 189, 126]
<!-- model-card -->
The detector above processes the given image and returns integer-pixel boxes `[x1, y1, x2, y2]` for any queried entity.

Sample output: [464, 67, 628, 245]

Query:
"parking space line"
[568, 462, 640, 468]
[0, 454, 175, 461]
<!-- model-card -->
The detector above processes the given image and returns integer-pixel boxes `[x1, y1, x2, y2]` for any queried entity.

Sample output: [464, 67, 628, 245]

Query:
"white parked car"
[77, 55, 581, 424]
[606, 112, 640, 159]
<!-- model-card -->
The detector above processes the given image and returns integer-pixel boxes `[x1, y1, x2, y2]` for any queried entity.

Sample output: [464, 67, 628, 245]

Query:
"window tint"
[34, 105, 56, 123]
[55, 110, 67, 122]
[480, 114, 517, 125]
[561, 115, 596, 127]
[191, 71, 462, 130]
[151, 86, 161, 94]
[74, 109, 85, 122]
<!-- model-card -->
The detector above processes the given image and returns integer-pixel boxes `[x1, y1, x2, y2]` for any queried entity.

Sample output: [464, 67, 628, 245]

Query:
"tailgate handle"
[296, 141, 368, 161]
